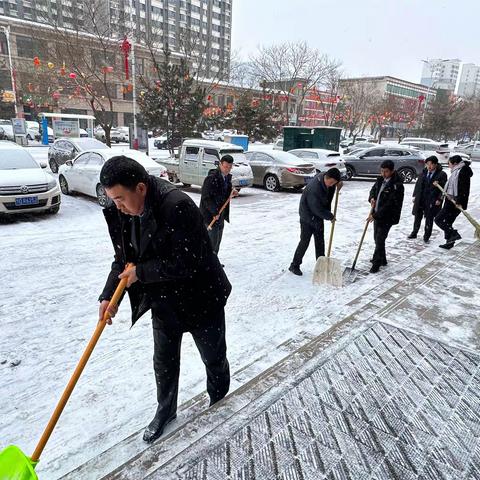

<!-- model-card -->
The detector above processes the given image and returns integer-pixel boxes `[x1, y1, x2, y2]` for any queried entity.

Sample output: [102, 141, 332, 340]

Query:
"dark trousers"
[372, 221, 392, 266]
[435, 202, 461, 240]
[412, 206, 438, 241]
[208, 222, 224, 255]
[152, 308, 230, 420]
[292, 221, 325, 267]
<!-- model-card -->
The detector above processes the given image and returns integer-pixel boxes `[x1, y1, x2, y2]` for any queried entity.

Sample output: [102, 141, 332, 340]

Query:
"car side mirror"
[40, 162, 47, 169]
[65, 160, 73, 167]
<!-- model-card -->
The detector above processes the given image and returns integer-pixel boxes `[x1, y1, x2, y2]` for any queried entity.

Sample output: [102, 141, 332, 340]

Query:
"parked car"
[273, 138, 284, 151]
[214, 129, 235, 142]
[0, 142, 61, 215]
[400, 140, 450, 166]
[79, 128, 89, 138]
[244, 150, 316, 191]
[58, 149, 168, 207]
[154, 134, 168, 149]
[154, 140, 254, 189]
[289, 148, 347, 178]
[0, 125, 14, 141]
[401, 137, 436, 144]
[48, 137, 110, 173]
[343, 142, 377, 154]
[111, 126, 129, 143]
[201, 130, 216, 140]
[454, 141, 480, 160]
[342, 146, 425, 183]
[26, 121, 40, 141]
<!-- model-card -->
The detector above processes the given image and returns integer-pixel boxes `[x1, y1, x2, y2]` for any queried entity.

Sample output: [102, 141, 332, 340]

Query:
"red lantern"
[120, 37, 132, 80]
[69, 72, 77, 79]
[33, 57, 40, 67]
[207, 95, 212, 101]
[127, 83, 133, 92]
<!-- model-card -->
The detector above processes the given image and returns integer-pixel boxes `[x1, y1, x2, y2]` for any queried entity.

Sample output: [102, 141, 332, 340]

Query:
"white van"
[169, 140, 253, 188]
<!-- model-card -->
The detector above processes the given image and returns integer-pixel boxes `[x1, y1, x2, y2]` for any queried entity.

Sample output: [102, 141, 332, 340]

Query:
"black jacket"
[454, 162, 473, 209]
[299, 173, 335, 229]
[369, 171, 405, 225]
[100, 176, 232, 328]
[412, 165, 447, 215]
[199, 169, 233, 225]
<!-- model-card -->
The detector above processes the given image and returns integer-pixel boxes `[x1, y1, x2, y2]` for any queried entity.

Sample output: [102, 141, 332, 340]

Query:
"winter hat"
[325, 167, 341, 182]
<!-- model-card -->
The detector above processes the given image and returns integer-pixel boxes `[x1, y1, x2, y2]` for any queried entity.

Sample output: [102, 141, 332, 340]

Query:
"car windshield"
[0, 149, 39, 169]
[76, 138, 109, 149]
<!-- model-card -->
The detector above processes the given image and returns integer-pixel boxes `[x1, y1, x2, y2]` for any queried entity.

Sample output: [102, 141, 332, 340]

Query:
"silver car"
[58, 149, 168, 206]
[289, 148, 347, 178]
[342, 146, 425, 183]
[245, 150, 316, 191]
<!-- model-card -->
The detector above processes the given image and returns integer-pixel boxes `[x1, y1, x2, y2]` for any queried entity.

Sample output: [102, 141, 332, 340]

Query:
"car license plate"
[15, 196, 38, 206]
[239, 179, 249, 186]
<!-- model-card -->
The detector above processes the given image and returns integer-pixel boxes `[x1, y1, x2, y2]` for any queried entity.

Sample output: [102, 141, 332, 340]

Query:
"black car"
[47, 137, 109, 173]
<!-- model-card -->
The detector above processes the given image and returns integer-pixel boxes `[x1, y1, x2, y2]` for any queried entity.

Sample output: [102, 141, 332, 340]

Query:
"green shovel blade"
[0, 446, 38, 480]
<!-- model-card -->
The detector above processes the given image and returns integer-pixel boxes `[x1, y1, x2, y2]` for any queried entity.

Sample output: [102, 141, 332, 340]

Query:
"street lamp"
[1, 25, 18, 117]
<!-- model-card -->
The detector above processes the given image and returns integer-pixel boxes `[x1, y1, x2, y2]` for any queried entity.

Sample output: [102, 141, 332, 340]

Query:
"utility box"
[282, 126, 342, 152]
[224, 134, 249, 151]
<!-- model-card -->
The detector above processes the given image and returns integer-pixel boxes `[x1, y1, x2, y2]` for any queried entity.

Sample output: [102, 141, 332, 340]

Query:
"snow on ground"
[1, 148, 479, 479]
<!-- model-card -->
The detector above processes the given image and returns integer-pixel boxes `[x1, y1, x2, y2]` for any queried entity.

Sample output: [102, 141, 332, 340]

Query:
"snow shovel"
[313, 184, 342, 287]
[207, 190, 235, 231]
[343, 213, 372, 284]
[0, 263, 134, 480]
[434, 182, 480, 239]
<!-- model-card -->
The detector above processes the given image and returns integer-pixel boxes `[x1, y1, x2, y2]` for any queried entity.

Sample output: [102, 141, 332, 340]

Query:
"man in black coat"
[289, 168, 342, 276]
[199, 154, 238, 255]
[435, 154, 473, 249]
[98, 156, 232, 444]
[367, 160, 404, 273]
[408, 156, 447, 243]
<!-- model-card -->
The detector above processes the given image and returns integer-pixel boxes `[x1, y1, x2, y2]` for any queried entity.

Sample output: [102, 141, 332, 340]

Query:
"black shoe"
[143, 411, 177, 443]
[407, 233, 417, 239]
[448, 232, 462, 243]
[423, 236, 430, 243]
[439, 242, 455, 250]
[369, 264, 380, 273]
[289, 264, 302, 276]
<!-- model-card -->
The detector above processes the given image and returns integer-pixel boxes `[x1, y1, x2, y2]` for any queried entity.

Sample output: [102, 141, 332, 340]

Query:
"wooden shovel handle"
[433, 182, 463, 211]
[207, 190, 234, 230]
[326, 185, 340, 258]
[31, 263, 134, 462]
[351, 217, 371, 271]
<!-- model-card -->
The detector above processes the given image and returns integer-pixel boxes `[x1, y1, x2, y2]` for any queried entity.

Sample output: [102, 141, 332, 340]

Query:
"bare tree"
[249, 41, 340, 125]
[31, 0, 133, 145]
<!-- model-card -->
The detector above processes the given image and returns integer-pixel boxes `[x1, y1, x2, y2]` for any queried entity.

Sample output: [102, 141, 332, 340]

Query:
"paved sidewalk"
[63, 241, 480, 480]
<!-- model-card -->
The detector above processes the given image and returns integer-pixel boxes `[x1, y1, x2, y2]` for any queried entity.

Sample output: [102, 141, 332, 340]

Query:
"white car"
[26, 121, 40, 141]
[273, 138, 284, 151]
[58, 149, 169, 207]
[402, 137, 436, 144]
[111, 126, 129, 143]
[289, 148, 348, 178]
[400, 141, 451, 166]
[0, 142, 61, 215]
[0, 124, 14, 141]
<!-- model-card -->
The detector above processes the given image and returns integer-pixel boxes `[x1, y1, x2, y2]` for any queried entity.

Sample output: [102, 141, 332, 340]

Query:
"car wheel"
[59, 175, 70, 194]
[96, 184, 111, 207]
[344, 165, 355, 180]
[49, 159, 59, 173]
[398, 168, 415, 184]
[264, 174, 280, 192]
[49, 205, 60, 214]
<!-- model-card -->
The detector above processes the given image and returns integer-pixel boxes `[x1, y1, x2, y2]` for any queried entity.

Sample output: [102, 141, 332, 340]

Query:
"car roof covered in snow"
[182, 139, 244, 151]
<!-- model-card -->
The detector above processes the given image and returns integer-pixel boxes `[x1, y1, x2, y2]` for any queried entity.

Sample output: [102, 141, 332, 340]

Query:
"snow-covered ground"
[1, 148, 479, 479]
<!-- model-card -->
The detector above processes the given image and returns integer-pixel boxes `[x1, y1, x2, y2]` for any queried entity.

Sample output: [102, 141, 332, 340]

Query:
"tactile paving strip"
[178, 322, 480, 479]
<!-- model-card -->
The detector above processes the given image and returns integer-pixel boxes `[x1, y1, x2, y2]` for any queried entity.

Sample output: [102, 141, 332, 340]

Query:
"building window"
[16, 35, 34, 58]
[0, 33, 8, 55]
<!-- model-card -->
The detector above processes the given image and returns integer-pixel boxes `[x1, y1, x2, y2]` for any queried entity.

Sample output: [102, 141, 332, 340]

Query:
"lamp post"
[1, 25, 18, 117]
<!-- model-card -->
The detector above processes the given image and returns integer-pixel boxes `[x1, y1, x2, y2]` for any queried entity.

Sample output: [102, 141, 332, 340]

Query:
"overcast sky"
[231, 0, 478, 84]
